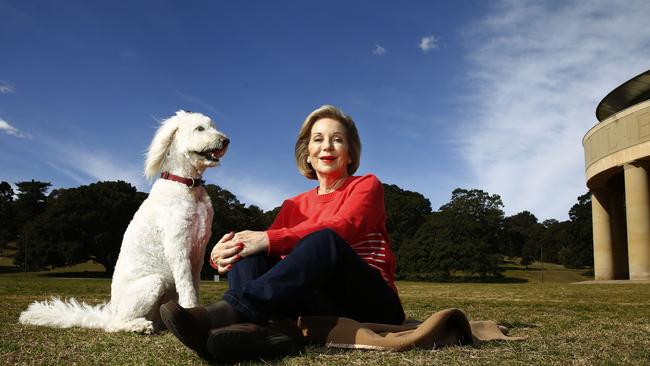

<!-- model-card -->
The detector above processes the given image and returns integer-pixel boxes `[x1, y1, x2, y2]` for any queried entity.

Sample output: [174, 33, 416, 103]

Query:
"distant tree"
[14, 180, 51, 235]
[502, 211, 542, 258]
[262, 206, 281, 228]
[14, 181, 145, 274]
[398, 212, 457, 281]
[0, 181, 15, 249]
[527, 219, 572, 265]
[438, 188, 505, 254]
[516, 194, 592, 269]
[382, 183, 432, 255]
[566, 193, 593, 268]
[399, 188, 505, 279]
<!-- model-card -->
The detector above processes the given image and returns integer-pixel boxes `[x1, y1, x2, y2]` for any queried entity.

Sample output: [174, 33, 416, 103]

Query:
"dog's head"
[144, 110, 229, 179]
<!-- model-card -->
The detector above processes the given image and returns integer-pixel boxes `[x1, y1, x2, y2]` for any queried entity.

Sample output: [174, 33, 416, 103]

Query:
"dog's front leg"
[163, 231, 199, 308]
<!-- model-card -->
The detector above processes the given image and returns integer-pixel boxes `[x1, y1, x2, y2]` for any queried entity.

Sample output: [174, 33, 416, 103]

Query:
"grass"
[1, 256, 650, 365]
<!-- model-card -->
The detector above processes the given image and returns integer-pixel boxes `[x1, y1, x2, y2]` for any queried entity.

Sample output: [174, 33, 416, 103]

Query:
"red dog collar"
[160, 172, 205, 188]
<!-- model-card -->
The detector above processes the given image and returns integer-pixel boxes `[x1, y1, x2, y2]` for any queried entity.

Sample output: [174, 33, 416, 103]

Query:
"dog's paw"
[128, 318, 155, 334]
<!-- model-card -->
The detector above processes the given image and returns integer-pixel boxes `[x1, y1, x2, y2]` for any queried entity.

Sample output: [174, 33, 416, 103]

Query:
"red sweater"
[266, 174, 398, 292]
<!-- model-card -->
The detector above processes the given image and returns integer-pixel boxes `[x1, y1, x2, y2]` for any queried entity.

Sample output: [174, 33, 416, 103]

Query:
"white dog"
[19, 110, 228, 333]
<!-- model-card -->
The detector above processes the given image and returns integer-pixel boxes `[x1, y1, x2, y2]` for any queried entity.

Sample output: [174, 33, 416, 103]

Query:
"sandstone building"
[583, 70, 650, 280]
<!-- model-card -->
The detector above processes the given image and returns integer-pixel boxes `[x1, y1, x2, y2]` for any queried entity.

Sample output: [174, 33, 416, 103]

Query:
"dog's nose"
[222, 137, 230, 147]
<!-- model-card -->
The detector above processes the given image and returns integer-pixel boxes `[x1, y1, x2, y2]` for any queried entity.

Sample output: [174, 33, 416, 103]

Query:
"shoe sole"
[206, 328, 294, 363]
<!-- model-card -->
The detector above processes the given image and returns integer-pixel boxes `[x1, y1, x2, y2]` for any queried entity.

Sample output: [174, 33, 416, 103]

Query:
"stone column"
[592, 189, 615, 280]
[609, 190, 629, 279]
[624, 162, 650, 280]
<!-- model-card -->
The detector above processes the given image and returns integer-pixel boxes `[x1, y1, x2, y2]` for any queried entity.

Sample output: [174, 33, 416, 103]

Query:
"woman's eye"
[196, 126, 205, 132]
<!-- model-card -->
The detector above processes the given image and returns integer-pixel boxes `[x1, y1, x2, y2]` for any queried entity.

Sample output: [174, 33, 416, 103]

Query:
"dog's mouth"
[198, 147, 227, 162]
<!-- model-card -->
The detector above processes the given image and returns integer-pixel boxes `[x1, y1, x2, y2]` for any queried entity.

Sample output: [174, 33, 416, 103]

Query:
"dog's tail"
[18, 297, 152, 333]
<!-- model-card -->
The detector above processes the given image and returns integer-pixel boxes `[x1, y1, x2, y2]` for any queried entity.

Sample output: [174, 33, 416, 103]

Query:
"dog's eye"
[195, 126, 205, 132]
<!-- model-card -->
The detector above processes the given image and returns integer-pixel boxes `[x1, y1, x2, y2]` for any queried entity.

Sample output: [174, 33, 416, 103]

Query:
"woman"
[160, 105, 404, 361]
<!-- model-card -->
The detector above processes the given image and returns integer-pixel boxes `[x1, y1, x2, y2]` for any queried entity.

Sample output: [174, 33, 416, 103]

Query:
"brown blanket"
[290, 308, 525, 351]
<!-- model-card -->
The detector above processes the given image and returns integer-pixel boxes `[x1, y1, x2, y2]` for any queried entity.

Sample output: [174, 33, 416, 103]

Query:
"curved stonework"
[583, 72, 650, 280]
[584, 99, 650, 186]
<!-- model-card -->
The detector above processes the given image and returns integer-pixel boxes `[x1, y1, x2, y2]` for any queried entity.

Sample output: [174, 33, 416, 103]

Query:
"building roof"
[596, 70, 650, 122]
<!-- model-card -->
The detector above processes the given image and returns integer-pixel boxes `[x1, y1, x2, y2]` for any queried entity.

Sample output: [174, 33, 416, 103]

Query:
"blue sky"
[2, 0, 650, 221]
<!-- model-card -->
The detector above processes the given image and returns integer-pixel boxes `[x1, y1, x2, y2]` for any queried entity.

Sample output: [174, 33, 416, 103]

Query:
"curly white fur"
[19, 110, 228, 333]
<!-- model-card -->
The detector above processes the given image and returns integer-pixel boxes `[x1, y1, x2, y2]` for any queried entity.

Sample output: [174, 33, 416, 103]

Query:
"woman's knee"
[293, 228, 351, 261]
[300, 228, 342, 245]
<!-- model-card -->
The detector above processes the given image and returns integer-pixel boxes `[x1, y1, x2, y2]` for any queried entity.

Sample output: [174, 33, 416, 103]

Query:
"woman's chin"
[315, 169, 348, 179]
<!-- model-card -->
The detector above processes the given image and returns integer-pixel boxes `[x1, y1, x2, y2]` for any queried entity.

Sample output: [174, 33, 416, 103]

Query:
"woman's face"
[308, 118, 352, 180]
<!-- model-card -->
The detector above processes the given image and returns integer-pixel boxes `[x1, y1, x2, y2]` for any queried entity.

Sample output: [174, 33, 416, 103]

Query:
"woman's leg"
[226, 254, 280, 292]
[159, 254, 280, 355]
[223, 229, 405, 324]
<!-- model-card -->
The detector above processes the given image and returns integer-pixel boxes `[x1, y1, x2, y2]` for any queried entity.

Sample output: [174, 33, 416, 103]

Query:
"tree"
[526, 219, 572, 265]
[14, 181, 145, 274]
[14, 180, 51, 235]
[438, 188, 505, 254]
[0, 181, 15, 249]
[502, 211, 542, 258]
[262, 206, 281, 228]
[519, 194, 592, 269]
[382, 183, 432, 255]
[566, 193, 593, 268]
[399, 188, 505, 279]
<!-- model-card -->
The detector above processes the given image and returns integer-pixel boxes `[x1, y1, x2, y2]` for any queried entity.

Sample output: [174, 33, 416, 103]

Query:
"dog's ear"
[144, 116, 179, 179]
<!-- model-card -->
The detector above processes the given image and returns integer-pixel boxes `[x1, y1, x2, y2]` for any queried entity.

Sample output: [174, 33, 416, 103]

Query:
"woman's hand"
[230, 230, 269, 258]
[210, 232, 243, 274]
[210, 230, 269, 273]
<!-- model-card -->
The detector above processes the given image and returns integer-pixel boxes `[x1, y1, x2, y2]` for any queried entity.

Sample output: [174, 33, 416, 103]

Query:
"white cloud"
[41, 137, 147, 191]
[419, 35, 438, 52]
[372, 44, 387, 56]
[461, 0, 650, 220]
[0, 118, 31, 139]
[0, 81, 13, 94]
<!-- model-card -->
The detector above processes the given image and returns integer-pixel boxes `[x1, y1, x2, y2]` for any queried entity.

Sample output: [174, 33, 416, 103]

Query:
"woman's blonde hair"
[295, 105, 361, 180]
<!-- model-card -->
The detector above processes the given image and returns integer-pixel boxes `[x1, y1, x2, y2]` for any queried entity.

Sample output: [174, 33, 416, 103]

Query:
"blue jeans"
[223, 229, 405, 325]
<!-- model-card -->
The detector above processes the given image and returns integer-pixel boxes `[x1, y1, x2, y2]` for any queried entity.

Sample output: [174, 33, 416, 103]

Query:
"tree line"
[0, 180, 592, 280]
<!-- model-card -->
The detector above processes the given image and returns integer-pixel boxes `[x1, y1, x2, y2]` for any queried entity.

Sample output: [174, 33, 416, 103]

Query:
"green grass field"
[1, 257, 649, 365]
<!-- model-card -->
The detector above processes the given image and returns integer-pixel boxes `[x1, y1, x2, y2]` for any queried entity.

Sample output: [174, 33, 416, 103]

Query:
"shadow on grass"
[456, 276, 528, 284]
[501, 265, 543, 271]
[42, 271, 111, 279]
[0, 264, 24, 274]
[580, 269, 594, 277]
[397, 274, 528, 284]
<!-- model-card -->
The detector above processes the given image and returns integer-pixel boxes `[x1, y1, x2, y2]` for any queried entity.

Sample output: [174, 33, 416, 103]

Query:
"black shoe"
[206, 323, 295, 363]
[159, 301, 210, 357]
